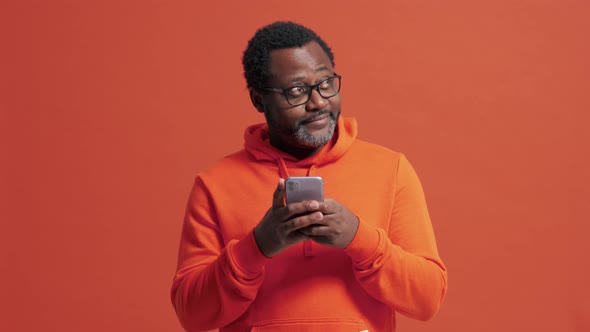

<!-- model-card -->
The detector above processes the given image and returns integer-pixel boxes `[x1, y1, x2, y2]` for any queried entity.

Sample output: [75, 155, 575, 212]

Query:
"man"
[171, 21, 447, 332]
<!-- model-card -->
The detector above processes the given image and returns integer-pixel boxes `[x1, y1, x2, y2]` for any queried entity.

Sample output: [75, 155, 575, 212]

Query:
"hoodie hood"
[244, 116, 358, 171]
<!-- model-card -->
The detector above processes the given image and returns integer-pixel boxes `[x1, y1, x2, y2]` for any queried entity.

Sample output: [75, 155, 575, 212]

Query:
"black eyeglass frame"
[261, 73, 342, 106]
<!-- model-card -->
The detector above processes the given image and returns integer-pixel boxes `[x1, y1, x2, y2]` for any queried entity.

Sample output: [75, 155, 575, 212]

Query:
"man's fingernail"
[309, 201, 319, 209]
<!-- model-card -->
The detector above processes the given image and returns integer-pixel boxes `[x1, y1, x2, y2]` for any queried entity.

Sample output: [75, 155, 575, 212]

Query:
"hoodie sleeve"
[344, 154, 448, 321]
[171, 177, 270, 331]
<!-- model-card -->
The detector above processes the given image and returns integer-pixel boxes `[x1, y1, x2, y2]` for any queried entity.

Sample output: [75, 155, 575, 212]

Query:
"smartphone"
[285, 176, 324, 204]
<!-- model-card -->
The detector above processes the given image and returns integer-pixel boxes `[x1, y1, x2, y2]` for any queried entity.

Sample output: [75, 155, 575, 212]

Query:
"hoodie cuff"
[344, 217, 381, 263]
[230, 230, 272, 275]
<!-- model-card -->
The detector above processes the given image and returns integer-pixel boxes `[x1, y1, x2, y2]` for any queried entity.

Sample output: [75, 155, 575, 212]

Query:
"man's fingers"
[299, 224, 330, 236]
[283, 200, 321, 219]
[316, 199, 336, 214]
[282, 211, 324, 231]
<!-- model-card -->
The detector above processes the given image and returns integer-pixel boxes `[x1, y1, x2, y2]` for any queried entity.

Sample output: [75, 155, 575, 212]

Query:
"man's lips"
[301, 112, 331, 130]
[302, 112, 330, 124]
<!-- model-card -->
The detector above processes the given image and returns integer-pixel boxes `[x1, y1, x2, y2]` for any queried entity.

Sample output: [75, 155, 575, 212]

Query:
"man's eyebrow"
[285, 76, 306, 84]
[285, 66, 331, 84]
[314, 65, 329, 73]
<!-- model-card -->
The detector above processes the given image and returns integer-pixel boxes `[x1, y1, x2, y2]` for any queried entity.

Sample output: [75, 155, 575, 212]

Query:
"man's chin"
[295, 119, 336, 148]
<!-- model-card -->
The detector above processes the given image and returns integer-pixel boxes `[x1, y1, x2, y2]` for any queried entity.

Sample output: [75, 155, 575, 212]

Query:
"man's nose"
[305, 89, 328, 111]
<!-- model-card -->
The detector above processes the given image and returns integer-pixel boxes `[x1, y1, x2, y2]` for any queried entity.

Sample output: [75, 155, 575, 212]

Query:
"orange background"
[1, 1, 589, 331]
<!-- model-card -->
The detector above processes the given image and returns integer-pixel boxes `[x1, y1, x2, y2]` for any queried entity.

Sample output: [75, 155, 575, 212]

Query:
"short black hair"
[242, 21, 335, 90]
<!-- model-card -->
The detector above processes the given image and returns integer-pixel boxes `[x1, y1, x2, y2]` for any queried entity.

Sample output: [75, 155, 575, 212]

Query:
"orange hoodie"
[172, 117, 447, 332]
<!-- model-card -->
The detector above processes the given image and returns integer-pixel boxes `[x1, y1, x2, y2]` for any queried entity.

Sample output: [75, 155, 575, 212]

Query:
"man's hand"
[299, 199, 359, 249]
[253, 179, 324, 257]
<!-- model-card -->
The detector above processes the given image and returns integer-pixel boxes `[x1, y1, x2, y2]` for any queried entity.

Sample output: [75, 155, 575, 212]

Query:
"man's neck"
[271, 140, 326, 160]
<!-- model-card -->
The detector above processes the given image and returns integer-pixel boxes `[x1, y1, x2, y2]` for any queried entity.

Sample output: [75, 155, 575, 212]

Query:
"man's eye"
[318, 80, 331, 90]
[287, 86, 307, 97]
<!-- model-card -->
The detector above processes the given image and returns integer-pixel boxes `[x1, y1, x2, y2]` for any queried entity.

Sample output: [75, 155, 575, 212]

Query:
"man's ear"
[249, 89, 265, 113]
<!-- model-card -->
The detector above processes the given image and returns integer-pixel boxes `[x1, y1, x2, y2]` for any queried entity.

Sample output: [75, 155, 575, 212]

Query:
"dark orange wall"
[1, 1, 589, 331]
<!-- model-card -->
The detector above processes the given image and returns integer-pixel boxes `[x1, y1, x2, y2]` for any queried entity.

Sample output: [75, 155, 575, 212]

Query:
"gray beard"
[289, 114, 337, 148]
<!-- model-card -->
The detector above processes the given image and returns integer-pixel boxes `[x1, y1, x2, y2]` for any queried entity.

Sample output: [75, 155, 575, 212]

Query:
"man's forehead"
[268, 42, 333, 82]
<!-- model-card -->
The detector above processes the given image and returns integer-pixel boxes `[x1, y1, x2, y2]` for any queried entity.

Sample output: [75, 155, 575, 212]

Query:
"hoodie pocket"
[250, 318, 369, 332]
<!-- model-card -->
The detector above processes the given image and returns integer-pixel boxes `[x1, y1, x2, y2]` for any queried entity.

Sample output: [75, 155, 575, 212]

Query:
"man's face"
[260, 41, 341, 155]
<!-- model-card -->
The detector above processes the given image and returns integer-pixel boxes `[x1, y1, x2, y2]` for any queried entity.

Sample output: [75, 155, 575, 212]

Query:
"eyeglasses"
[262, 74, 342, 106]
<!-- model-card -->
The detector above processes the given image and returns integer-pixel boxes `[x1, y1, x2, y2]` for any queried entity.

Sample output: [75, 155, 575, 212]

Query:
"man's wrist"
[254, 225, 279, 258]
[231, 230, 272, 274]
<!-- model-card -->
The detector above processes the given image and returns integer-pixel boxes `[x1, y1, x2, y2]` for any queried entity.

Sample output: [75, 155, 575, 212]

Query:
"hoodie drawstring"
[277, 156, 289, 179]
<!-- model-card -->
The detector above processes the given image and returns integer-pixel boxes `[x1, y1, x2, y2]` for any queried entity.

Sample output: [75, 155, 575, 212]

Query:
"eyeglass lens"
[287, 76, 340, 106]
